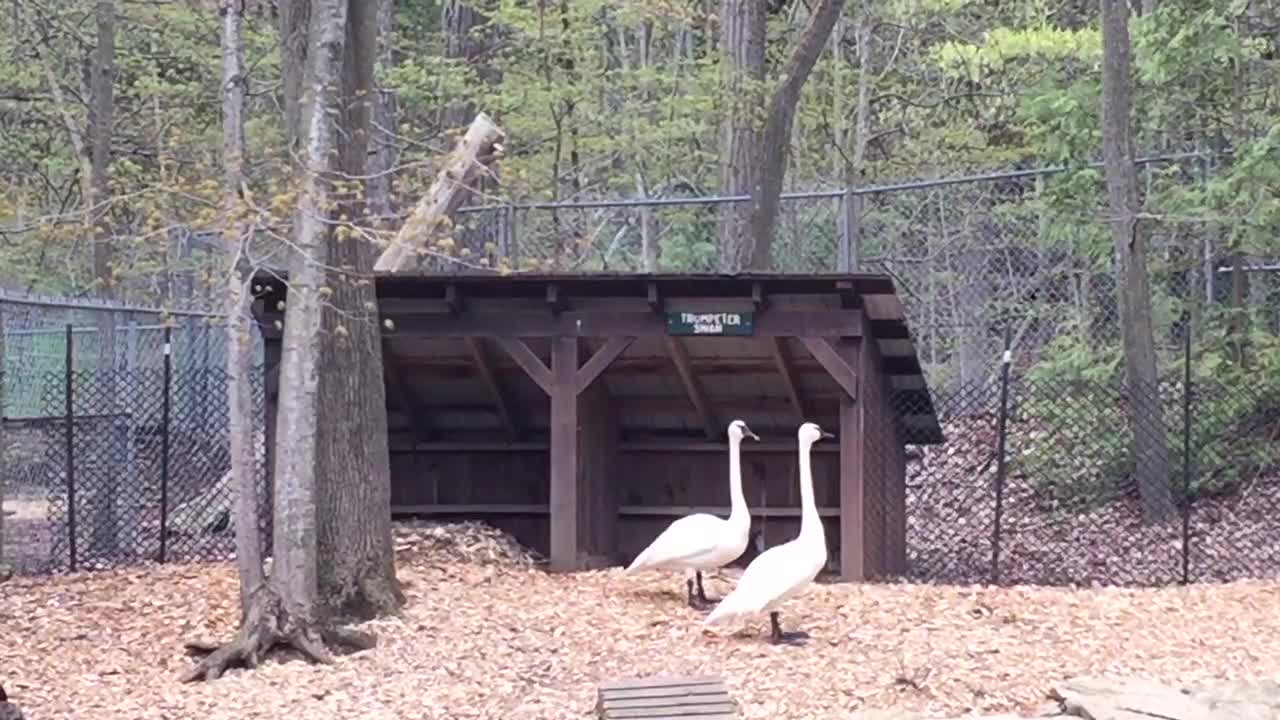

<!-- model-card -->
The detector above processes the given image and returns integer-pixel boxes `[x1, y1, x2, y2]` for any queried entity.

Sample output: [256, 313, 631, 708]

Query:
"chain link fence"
[444, 152, 1279, 396]
[1, 295, 269, 573]
[895, 342, 1280, 587]
[3, 156, 1277, 589]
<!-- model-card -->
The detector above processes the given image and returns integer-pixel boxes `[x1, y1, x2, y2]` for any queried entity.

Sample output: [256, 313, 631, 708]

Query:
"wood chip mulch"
[4, 521, 1280, 719]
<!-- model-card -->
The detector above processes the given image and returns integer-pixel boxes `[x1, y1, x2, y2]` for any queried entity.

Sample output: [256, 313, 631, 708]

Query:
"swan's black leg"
[686, 575, 712, 610]
[768, 611, 810, 645]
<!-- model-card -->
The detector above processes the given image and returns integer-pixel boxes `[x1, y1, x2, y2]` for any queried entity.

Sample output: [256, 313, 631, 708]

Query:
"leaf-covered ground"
[3, 523, 1280, 719]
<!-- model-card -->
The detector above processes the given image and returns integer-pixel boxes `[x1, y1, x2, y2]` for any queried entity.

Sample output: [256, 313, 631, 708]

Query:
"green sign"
[666, 311, 755, 336]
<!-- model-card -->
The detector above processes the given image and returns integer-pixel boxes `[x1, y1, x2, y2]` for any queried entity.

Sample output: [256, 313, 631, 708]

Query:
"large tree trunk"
[715, 0, 767, 272]
[218, 0, 265, 614]
[716, 0, 847, 272]
[182, 0, 383, 681]
[441, 0, 495, 129]
[280, 0, 312, 148]
[89, 0, 120, 560]
[314, 0, 404, 622]
[1100, 0, 1174, 523]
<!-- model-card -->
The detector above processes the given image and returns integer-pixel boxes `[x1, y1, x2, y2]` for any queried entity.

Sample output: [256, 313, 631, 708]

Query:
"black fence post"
[64, 323, 77, 571]
[1180, 317, 1193, 584]
[159, 325, 172, 563]
[990, 324, 1013, 584]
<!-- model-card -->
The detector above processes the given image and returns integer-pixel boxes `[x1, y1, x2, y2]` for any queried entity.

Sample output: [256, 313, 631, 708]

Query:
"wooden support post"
[465, 337, 518, 440]
[495, 334, 634, 571]
[665, 337, 718, 440]
[549, 335, 578, 571]
[836, 337, 864, 581]
[579, 381, 619, 566]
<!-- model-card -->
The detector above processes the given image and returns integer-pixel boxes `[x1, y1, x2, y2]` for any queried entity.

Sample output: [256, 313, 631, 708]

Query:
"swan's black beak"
[820, 430, 835, 440]
[744, 427, 761, 441]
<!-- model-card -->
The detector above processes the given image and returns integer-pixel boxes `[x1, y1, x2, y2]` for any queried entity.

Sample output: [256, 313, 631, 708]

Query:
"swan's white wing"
[703, 540, 820, 626]
[625, 513, 727, 572]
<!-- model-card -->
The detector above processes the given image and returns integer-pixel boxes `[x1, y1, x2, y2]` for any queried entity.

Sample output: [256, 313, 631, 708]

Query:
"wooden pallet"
[596, 675, 737, 719]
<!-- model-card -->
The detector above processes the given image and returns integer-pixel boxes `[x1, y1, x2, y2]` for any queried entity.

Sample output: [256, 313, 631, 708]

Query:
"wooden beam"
[382, 341, 433, 441]
[665, 337, 719, 440]
[619, 441, 839, 454]
[494, 337, 553, 395]
[752, 281, 768, 311]
[646, 282, 663, 313]
[574, 336, 634, 394]
[619, 505, 840, 518]
[768, 337, 808, 423]
[389, 441, 547, 453]
[869, 318, 911, 339]
[881, 354, 923, 375]
[385, 440, 844, 454]
[549, 335, 579, 571]
[800, 337, 858, 401]
[444, 283, 465, 314]
[465, 337, 519, 440]
[383, 309, 865, 338]
[392, 503, 549, 515]
[546, 283, 565, 314]
[835, 279, 860, 308]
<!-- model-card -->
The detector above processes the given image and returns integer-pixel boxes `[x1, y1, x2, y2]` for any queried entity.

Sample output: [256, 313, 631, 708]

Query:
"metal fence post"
[1181, 317, 1194, 584]
[64, 323, 77, 571]
[159, 325, 172, 563]
[990, 324, 1013, 584]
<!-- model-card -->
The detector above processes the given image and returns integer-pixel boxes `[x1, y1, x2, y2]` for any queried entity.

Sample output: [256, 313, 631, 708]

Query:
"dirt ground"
[3, 529, 1280, 720]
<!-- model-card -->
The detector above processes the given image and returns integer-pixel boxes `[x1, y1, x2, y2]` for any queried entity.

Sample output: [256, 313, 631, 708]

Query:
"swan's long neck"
[798, 438, 821, 539]
[727, 435, 748, 526]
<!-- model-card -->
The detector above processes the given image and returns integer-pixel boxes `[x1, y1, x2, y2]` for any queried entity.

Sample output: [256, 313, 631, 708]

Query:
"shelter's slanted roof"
[252, 271, 943, 444]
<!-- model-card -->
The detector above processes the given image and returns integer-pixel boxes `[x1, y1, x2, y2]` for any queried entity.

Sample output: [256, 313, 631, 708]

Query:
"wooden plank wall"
[578, 382, 619, 563]
[857, 331, 908, 577]
[386, 444, 844, 568]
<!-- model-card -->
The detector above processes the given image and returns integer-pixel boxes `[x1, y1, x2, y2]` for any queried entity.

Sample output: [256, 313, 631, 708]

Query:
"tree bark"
[314, 0, 404, 622]
[219, 0, 265, 613]
[1100, 0, 1174, 523]
[365, 0, 398, 227]
[715, 0, 767, 272]
[441, 0, 495, 129]
[373, 112, 505, 272]
[89, 0, 120, 559]
[279, 0, 312, 147]
[716, 0, 847, 272]
[271, 0, 352, 617]
[183, 0, 385, 680]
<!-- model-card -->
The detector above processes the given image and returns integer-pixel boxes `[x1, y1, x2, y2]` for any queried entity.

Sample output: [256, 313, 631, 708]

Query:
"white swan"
[624, 419, 760, 608]
[703, 421, 833, 644]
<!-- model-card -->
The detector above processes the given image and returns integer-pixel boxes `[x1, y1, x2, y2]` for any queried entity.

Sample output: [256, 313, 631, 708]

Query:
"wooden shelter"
[252, 273, 943, 581]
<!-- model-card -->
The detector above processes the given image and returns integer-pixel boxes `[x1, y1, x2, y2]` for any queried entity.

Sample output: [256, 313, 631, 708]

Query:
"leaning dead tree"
[373, 111, 505, 272]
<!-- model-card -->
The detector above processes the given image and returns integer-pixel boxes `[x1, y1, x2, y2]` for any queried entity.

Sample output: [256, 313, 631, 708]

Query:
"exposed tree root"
[324, 568, 406, 623]
[181, 585, 377, 682]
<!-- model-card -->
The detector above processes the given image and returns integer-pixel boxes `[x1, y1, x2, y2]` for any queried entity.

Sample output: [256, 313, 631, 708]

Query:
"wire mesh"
[2, 158, 1276, 589]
